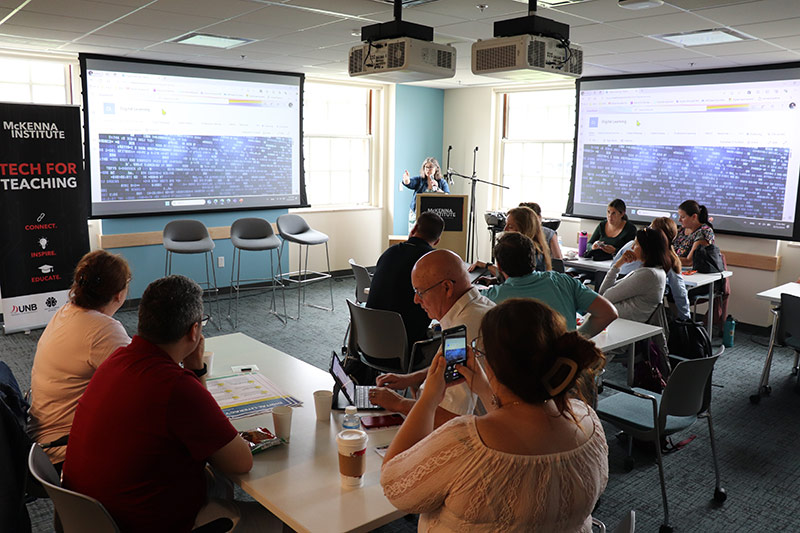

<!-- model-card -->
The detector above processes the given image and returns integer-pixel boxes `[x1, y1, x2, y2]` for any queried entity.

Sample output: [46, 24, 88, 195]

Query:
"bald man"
[370, 250, 494, 427]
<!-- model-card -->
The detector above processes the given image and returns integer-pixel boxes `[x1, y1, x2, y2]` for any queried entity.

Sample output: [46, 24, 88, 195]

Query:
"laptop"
[328, 351, 382, 410]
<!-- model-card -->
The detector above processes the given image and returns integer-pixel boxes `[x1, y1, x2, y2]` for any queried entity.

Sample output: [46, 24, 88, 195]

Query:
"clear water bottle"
[342, 406, 360, 429]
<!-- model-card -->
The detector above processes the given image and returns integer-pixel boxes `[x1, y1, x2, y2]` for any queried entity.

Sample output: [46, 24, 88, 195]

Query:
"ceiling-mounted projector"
[472, 34, 582, 80]
[349, 37, 456, 82]
[349, 0, 455, 82]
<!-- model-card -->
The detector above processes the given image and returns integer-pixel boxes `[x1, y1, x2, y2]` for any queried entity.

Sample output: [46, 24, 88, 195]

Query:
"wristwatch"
[191, 363, 208, 377]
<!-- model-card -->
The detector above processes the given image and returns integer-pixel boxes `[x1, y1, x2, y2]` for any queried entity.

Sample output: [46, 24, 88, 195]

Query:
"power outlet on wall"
[218, 256, 225, 268]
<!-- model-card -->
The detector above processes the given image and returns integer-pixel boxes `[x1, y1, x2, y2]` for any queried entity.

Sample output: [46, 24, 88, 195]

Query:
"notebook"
[328, 351, 382, 410]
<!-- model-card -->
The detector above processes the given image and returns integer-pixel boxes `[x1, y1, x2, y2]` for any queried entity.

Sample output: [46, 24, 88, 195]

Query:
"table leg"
[706, 283, 715, 337]
[627, 343, 635, 387]
[751, 308, 779, 404]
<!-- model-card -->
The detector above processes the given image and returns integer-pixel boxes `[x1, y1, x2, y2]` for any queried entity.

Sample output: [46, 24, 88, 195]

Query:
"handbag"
[668, 318, 712, 359]
[693, 244, 724, 273]
[633, 340, 669, 393]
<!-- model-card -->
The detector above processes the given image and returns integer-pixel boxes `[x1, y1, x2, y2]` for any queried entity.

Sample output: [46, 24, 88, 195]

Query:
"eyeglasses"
[200, 314, 210, 327]
[413, 279, 452, 298]
[423, 164, 436, 169]
[470, 337, 486, 359]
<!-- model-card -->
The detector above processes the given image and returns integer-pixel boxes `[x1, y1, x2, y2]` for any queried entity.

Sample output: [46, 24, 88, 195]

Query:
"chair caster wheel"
[749, 394, 761, 404]
[659, 524, 673, 533]
[764, 386, 772, 395]
[714, 487, 727, 503]
[624, 457, 635, 472]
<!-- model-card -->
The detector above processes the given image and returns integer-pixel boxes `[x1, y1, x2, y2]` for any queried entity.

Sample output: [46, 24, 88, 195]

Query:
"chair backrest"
[231, 217, 274, 241]
[551, 258, 565, 273]
[779, 293, 800, 348]
[28, 445, 120, 533]
[349, 259, 372, 304]
[346, 300, 409, 370]
[612, 510, 635, 533]
[163, 219, 210, 242]
[659, 354, 719, 425]
[276, 214, 310, 237]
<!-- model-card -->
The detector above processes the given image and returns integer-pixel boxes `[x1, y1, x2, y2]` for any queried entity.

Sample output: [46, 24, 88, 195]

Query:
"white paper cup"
[272, 406, 293, 442]
[336, 429, 368, 488]
[313, 390, 333, 421]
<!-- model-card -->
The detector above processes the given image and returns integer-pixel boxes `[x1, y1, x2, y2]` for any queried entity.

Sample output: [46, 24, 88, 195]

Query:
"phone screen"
[442, 326, 467, 382]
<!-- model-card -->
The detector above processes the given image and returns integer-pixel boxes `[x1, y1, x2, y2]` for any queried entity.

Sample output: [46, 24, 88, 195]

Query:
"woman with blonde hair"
[381, 298, 608, 531]
[28, 249, 132, 466]
[401, 156, 450, 232]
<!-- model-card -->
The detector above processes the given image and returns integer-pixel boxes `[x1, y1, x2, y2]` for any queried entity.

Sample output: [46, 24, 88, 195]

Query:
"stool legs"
[164, 249, 220, 330]
[281, 241, 334, 320]
[227, 247, 287, 328]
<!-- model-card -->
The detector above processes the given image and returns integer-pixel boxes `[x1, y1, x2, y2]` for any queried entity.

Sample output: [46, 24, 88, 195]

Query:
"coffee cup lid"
[337, 429, 368, 449]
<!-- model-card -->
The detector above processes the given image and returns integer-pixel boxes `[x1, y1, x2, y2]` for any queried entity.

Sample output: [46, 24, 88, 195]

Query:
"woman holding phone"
[587, 198, 637, 256]
[381, 298, 608, 532]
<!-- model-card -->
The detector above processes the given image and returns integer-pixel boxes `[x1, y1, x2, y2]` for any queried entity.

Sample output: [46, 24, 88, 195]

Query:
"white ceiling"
[1, 0, 799, 88]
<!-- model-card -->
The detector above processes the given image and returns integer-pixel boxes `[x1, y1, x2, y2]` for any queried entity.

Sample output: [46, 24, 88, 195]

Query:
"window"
[0, 56, 70, 104]
[499, 88, 575, 217]
[303, 81, 379, 206]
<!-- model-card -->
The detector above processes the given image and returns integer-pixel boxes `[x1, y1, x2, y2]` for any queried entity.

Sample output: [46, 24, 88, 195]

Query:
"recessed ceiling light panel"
[171, 33, 253, 49]
[654, 28, 749, 47]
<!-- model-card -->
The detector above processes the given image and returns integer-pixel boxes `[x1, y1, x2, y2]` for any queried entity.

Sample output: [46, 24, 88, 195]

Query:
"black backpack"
[668, 319, 712, 360]
[693, 243, 724, 274]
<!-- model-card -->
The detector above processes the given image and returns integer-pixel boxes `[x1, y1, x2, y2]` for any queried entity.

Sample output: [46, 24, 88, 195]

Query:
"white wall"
[442, 87, 496, 262]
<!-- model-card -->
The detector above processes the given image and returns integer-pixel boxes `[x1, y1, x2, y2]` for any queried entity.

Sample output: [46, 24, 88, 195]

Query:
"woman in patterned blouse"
[673, 199, 715, 267]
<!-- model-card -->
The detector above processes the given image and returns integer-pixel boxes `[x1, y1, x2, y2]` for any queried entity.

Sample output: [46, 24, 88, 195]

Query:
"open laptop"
[328, 351, 382, 410]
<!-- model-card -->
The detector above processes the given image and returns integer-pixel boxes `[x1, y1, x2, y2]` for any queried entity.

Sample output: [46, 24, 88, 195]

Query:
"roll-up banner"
[0, 103, 89, 334]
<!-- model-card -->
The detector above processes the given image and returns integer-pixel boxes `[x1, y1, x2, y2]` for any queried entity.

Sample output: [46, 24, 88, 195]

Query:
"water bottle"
[342, 406, 360, 429]
[723, 315, 736, 348]
[578, 231, 588, 256]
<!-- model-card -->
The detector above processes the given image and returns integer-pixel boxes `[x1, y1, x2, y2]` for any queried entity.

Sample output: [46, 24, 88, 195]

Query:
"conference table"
[751, 282, 800, 403]
[562, 251, 733, 335]
[590, 318, 664, 386]
[205, 333, 404, 533]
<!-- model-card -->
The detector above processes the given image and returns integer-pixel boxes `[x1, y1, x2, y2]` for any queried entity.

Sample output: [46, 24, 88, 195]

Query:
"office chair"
[596, 351, 726, 533]
[276, 214, 334, 319]
[163, 219, 220, 329]
[228, 218, 286, 327]
[592, 510, 636, 533]
[346, 299, 433, 375]
[29, 444, 233, 533]
[349, 258, 372, 304]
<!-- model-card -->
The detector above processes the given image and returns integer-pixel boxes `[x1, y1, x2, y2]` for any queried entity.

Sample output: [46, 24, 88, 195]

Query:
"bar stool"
[276, 214, 334, 319]
[163, 219, 220, 328]
[228, 217, 286, 327]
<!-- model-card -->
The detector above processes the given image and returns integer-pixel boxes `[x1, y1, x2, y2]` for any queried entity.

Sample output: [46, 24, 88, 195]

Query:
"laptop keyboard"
[354, 385, 377, 409]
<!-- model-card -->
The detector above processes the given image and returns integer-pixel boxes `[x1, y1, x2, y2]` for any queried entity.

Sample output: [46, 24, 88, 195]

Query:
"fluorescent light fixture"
[655, 28, 749, 47]
[511, 0, 591, 5]
[172, 33, 253, 49]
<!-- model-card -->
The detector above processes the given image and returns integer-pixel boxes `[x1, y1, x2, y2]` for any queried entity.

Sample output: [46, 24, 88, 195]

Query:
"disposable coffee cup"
[272, 406, 293, 442]
[313, 390, 333, 421]
[336, 429, 368, 488]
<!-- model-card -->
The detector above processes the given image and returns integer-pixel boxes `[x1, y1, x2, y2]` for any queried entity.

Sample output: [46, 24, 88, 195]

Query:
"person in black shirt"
[366, 212, 445, 346]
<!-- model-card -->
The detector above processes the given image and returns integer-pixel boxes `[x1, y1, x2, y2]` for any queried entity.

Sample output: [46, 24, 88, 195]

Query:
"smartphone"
[361, 414, 404, 429]
[441, 325, 468, 382]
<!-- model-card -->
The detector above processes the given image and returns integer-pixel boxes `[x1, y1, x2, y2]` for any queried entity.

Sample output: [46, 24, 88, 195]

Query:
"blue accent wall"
[393, 85, 445, 236]
[104, 209, 287, 300]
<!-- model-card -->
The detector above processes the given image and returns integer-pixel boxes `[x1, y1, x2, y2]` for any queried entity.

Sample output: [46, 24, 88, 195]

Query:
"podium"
[416, 193, 468, 260]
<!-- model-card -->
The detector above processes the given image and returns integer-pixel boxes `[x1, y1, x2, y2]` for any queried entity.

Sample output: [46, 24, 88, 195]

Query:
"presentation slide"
[568, 64, 800, 240]
[80, 55, 305, 217]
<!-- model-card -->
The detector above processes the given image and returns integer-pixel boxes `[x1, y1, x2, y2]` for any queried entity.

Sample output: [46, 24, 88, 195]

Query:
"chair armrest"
[602, 380, 657, 402]
[668, 354, 689, 365]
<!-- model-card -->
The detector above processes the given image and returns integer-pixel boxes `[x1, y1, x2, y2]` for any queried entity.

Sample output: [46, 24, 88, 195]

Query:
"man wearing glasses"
[370, 249, 494, 427]
[63, 275, 276, 532]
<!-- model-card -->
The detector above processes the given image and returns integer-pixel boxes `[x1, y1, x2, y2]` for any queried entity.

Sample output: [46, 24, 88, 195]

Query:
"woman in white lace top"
[380, 298, 608, 532]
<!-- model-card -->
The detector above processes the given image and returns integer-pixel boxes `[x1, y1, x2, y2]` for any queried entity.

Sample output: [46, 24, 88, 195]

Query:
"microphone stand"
[449, 147, 509, 263]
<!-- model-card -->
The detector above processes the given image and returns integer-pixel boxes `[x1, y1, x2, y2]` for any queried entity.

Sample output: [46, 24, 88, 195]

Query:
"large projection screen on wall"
[567, 62, 800, 241]
[80, 54, 306, 218]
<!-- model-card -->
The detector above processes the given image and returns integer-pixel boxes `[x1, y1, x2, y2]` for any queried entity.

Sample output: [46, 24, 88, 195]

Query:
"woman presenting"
[401, 157, 450, 232]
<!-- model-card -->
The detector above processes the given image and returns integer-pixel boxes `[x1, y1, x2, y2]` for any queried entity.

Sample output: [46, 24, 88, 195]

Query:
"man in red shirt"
[63, 275, 258, 532]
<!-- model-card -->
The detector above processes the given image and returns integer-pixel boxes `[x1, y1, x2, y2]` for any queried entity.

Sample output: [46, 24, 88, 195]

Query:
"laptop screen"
[329, 352, 356, 402]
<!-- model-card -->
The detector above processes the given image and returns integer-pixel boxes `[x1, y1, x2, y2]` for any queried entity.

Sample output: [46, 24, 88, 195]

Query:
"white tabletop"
[681, 270, 732, 288]
[756, 282, 800, 304]
[590, 318, 663, 353]
[205, 333, 403, 533]
[562, 255, 614, 273]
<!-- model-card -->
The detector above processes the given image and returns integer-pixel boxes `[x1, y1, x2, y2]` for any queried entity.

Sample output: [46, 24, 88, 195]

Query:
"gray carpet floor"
[5, 275, 800, 532]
